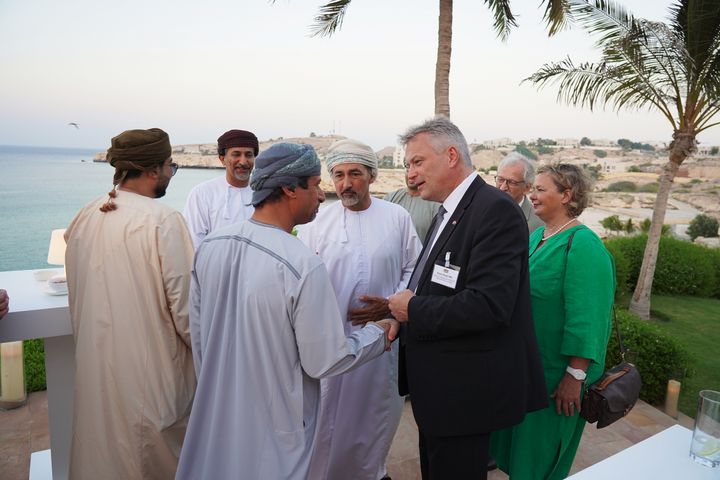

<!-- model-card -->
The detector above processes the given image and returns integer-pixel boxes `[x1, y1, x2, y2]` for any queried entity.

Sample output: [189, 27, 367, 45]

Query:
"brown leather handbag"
[580, 308, 642, 428]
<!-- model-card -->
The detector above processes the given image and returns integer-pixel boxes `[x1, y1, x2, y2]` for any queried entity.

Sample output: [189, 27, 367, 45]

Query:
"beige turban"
[325, 139, 378, 178]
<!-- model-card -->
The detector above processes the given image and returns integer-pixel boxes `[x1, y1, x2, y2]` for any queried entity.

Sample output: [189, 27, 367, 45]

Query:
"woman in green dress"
[490, 163, 615, 479]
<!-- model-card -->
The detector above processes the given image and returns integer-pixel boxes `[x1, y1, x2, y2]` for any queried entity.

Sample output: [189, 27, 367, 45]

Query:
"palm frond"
[567, 0, 641, 49]
[543, 0, 571, 36]
[309, 0, 352, 38]
[525, 58, 677, 125]
[669, 0, 720, 72]
[483, 0, 517, 40]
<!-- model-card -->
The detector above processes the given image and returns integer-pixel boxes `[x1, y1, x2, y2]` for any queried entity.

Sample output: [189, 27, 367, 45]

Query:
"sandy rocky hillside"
[94, 135, 720, 220]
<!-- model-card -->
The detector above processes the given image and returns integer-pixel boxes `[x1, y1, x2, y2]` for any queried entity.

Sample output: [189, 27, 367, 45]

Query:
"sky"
[1, 0, 718, 150]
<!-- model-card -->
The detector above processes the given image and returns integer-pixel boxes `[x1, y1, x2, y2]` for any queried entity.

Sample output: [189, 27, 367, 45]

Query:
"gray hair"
[498, 152, 536, 184]
[399, 116, 472, 167]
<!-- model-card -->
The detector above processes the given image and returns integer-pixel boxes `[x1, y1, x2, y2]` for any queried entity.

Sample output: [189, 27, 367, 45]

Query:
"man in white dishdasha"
[298, 139, 422, 480]
[183, 129, 258, 248]
[176, 142, 399, 480]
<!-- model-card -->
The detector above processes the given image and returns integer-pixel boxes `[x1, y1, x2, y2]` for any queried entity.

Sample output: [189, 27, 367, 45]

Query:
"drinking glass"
[690, 390, 720, 467]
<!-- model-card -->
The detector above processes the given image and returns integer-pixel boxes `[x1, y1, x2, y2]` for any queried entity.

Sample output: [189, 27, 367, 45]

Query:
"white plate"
[34, 270, 61, 282]
[43, 286, 68, 296]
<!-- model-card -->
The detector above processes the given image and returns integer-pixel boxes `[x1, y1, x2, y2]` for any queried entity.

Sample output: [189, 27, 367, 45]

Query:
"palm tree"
[302, 0, 569, 118]
[526, 0, 720, 319]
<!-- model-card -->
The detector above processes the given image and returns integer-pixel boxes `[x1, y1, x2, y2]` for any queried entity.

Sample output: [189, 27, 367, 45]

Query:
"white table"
[568, 424, 718, 479]
[0, 269, 74, 480]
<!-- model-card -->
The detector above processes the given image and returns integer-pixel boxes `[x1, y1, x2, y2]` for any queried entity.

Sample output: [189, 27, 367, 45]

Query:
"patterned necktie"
[407, 206, 446, 292]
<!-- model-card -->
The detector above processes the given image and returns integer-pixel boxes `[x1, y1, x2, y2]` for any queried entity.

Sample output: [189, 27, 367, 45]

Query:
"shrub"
[604, 235, 647, 294]
[624, 218, 635, 234]
[627, 165, 642, 172]
[638, 183, 659, 193]
[604, 241, 630, 303]
[24, 339, 46, 392]
[687, 214, 719, 240]
[605, 235, 718, 297]
[536, 146, 553, 155]
[639, 218, 671, 235]
[606, 309, 692, 405]
[605, 181, 637, 192]
[514, 144, 537, 160]
[600, 215, 624, 233]
[593, 149, 607, 158]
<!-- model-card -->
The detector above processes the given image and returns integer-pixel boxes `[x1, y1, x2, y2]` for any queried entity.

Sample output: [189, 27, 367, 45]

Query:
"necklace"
[542, 217, 577, 241]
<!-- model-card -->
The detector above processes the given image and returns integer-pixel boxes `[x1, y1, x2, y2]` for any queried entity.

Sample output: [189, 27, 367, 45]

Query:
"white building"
[393, 145, 406, 168]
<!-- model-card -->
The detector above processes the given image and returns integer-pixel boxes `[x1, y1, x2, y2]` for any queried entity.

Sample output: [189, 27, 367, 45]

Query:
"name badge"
[431, 263, 460, 289]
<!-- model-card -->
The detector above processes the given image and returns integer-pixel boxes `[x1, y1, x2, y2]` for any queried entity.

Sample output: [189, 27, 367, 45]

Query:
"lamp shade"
[47, 228, 67, 266]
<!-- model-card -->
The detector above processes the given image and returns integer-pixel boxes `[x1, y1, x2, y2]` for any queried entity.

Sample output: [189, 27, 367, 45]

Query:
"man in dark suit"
[388, 117, 547, 479]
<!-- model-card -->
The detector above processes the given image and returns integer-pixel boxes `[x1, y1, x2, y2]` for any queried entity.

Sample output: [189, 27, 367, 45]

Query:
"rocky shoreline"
[93, 135, 720, 222]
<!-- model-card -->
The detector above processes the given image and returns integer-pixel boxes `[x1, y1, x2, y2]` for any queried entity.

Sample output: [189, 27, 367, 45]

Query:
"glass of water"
[690, 390, 720, 467]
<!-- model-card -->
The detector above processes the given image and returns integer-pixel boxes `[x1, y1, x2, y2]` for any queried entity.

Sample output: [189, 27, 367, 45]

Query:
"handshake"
[350, 291, 416, 351]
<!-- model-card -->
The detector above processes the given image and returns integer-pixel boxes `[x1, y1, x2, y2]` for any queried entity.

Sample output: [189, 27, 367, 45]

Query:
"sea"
[0, 145, 221, 272]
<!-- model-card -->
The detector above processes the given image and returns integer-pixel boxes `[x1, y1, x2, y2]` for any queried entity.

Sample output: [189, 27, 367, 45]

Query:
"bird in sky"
[68, 122, 79, 129]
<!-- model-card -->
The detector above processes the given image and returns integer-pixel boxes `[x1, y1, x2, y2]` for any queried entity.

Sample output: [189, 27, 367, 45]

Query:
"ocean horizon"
[0, 145, 221, 272]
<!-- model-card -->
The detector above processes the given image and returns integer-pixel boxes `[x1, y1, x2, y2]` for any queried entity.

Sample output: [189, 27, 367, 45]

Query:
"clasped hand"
[348, 290, 414, 324]
[373, 318, 400, 351]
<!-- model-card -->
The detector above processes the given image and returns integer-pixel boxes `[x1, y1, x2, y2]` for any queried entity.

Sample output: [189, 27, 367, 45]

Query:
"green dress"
[490, 225, 615, 479]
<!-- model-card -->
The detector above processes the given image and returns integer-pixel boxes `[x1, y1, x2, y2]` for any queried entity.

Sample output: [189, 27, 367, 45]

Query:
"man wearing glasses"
[64, 128, 195, 479]
[495, 152, 544, 233]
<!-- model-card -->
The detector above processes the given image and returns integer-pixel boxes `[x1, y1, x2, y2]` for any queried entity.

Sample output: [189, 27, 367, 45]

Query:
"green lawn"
[650, 295, 720, 417]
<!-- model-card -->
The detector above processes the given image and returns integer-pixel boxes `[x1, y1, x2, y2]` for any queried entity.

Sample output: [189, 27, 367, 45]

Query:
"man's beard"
[340, 190, 360, 208]
[154, 177, 169, 198]
[232, 165, 252, 182]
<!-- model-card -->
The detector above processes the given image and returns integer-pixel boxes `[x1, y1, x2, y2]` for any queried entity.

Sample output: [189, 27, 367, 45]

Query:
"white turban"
[325, 139, 378, 178]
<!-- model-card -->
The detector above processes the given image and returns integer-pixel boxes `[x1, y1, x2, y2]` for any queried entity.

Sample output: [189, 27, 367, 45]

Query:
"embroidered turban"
[325, 138, 378, 178]
[250, 143, 320, 206]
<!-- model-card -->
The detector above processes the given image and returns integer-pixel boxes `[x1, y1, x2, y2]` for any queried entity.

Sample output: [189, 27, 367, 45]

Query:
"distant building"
[555, 138, 580, 147]
[482, 137, 514, 148]
[697, 145, 720, 156]
[393, 145, 406, 168]
[592, 139, 616, 147]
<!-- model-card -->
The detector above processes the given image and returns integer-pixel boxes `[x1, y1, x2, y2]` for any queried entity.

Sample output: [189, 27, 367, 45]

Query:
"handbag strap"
[566, 231, 628, 361]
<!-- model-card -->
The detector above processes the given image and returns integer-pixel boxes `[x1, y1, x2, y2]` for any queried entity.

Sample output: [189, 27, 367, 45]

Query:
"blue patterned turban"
[250, 143, 321, 206]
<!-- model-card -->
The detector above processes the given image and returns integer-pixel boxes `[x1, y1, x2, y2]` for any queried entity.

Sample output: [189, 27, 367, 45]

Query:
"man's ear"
[447, 145, 460, 168]
[218, 155, 226, 167]
[282, 185, 297, 199]
[146, 167, 160, 180]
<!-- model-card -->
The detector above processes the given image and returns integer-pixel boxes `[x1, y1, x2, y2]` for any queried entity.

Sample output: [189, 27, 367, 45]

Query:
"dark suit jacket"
[400, 176, 547, 437]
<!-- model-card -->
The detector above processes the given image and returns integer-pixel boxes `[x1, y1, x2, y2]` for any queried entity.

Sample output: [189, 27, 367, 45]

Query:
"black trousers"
[418, 429, 490, 480]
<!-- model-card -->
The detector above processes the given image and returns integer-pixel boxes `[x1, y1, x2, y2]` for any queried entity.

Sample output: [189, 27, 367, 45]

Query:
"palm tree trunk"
[434, 0, 452, 118]
[629, 131, 695, 319]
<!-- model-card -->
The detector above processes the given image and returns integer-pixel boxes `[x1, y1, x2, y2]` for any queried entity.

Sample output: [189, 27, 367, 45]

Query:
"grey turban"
[325, 139, 378, 178]
[250, 143, 321, 206]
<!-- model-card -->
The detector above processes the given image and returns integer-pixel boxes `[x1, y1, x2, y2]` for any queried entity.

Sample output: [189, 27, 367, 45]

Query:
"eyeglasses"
[494, 176, 525, 188]
[169, 163, 178, 176]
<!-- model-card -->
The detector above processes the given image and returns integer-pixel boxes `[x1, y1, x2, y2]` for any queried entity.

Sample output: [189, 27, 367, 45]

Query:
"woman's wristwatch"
[566, 366, 587, 381]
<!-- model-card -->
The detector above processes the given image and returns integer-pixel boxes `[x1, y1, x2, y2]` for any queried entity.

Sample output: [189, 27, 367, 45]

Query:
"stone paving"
[0, 391, 694, 479]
